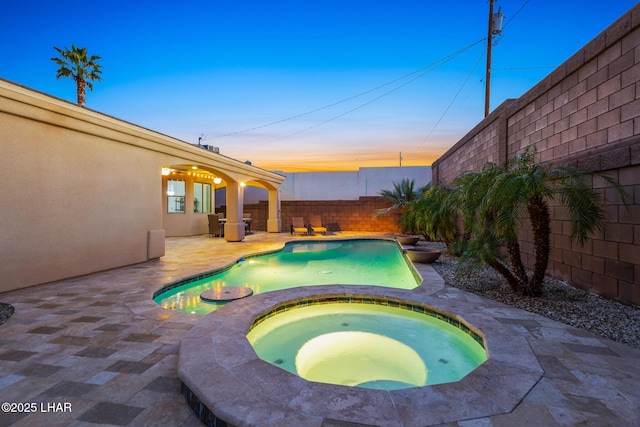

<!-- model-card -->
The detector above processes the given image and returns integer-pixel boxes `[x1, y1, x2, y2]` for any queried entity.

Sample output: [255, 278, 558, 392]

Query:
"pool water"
[154, 239, 419, 314]
[246, 303, 487, 390]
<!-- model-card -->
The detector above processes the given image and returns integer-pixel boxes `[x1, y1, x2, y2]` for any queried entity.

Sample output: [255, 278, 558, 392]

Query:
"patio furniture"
[291, 217, 308, 235]
[244, 213, 252, 234]
[208, 214, 224, 237]
[309, 215, 327, 235]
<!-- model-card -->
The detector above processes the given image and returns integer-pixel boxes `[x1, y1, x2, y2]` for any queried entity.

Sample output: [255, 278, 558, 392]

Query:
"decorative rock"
[200, 286, 253, 302]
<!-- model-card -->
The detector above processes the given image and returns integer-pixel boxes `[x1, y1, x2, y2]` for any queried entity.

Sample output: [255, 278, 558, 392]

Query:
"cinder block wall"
[432, 4, 640, 305]
[241, 197, 401, 234]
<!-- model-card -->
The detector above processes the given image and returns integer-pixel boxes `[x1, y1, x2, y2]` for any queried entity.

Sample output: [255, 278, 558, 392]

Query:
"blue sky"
[2, 1, 638, 171]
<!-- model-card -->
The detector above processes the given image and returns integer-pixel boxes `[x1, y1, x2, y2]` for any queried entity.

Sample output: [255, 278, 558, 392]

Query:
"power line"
[422, 49, 486, 145]
[492, 66, 556, 70]
[502, 0, 531, 31]
[423, 0, 534, 137]
[265, 39, 487, 144]
[209, 38, 486, 141]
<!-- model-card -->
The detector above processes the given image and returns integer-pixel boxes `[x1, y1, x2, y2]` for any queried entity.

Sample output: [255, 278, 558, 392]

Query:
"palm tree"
[454, 148, 628, 296]
[51, 45, 102, 107]
[404, 185, 458, 247]
[374, 178, 421, 233]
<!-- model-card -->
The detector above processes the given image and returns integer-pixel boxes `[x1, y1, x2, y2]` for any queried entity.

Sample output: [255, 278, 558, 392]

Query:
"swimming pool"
[154, 239, 420, 314]
[246, 300, 487, 390]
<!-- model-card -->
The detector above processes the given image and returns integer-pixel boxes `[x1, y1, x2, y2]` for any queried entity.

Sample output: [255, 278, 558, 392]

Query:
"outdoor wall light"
[161, 167, 171, 176]
[213, 177, 222, 184]
[240, 182, 246, 187]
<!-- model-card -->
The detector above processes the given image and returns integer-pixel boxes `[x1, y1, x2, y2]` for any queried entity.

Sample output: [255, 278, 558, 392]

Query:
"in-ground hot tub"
[178, 286, 543, 427]
[246, 299, 487, 390]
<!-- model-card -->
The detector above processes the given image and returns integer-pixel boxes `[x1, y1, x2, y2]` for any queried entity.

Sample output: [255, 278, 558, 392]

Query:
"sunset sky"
[2, 1, 638, 171]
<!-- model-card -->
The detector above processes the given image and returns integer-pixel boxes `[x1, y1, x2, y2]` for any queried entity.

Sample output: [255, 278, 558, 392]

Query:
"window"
[194, 182, 211, 213]
[167, 180, 186, 213]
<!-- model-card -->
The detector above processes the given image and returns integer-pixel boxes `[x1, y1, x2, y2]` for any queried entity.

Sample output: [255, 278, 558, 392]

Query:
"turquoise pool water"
[246, 302, 487, 390]
[154, 239, 419, 314]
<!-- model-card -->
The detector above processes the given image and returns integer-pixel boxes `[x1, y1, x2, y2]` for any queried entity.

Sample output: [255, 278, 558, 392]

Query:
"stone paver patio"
[0, 231, 638, 426]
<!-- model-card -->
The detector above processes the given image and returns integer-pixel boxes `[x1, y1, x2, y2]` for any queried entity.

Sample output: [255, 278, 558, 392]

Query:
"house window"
[194, 182, 211, 213]
[167, 180, 186, 213]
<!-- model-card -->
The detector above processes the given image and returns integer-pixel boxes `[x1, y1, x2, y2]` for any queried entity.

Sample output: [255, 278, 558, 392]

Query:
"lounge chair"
[208, 214, 224, 237]
[309, 215, 327, 235]
[291, 217, 308, 235]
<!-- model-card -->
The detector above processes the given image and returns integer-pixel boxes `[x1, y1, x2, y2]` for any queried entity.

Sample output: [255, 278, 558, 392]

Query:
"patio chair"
[309, 215, 327, 235]
[291, 217, 308, 235]
[208, 214, 224, 237]
[244, 212, 252, 234]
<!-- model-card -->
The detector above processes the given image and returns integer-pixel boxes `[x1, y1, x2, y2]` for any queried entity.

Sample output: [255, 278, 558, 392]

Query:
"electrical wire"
[502, 0, 531, 31]
[208, 38, 486, 141]
[492, 66, 556, 70]
[266, 39, 487, 144]
[421, 49, 486, 145]
[419, 0, 534, 145]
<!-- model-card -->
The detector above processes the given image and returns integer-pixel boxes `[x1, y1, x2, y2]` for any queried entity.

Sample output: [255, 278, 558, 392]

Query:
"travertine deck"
[0, 232, 639, 426]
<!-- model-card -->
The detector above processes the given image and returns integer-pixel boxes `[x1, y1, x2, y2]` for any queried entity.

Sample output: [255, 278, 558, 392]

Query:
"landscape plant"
[51, 44, 103, 107]
[450, 148, 628, 296]
[402, 184, 458, 247]
[374, 178, 422, 234]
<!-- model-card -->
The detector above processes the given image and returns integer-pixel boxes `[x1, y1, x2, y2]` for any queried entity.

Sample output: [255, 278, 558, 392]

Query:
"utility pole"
[485, 1, 503, 117]
[485, 0, 495, 118]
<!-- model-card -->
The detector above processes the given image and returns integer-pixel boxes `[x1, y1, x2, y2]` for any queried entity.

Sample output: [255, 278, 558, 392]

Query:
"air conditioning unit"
[201, 145, 220, 154]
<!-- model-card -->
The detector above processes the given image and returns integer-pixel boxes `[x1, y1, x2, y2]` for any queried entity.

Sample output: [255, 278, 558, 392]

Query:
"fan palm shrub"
[453, 148, 628, 296]
[374, 178, 422, 233]
[403, 185, 458, 247]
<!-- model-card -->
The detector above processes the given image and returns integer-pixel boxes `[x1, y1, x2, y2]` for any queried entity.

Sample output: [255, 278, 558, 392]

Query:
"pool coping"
[178, 285, 544, 427]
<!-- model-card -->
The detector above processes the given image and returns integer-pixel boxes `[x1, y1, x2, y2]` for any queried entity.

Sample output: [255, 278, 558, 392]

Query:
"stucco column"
[267, 188, 281, 233]
[224, 181, 245, 242]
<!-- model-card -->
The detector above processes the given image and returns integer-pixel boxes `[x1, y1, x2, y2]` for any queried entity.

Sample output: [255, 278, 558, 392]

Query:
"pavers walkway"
[0, 232, 638, 426]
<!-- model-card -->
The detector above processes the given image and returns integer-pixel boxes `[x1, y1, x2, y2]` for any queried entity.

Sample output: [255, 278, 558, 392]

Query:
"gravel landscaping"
[425, 242, 640, 350]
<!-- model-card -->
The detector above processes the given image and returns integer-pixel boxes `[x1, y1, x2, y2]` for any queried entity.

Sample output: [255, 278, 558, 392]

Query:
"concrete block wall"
[432, 101, 512, 185]
[432, 4, 640, 305]
[240, 197, 401, 234]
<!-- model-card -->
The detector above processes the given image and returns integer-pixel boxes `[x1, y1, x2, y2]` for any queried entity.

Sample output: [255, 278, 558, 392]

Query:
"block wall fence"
[432, 4, 640, 305]
[240, 197, 402, 235]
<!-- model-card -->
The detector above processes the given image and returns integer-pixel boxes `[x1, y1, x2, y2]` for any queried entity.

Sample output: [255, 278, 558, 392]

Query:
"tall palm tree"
[454, 148, 628, 296]
[51, 45, 102, 107]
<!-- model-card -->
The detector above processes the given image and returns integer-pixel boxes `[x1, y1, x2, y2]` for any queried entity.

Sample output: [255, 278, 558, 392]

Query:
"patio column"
[267, 188, 281, 233]
[224, 181, 245, 242]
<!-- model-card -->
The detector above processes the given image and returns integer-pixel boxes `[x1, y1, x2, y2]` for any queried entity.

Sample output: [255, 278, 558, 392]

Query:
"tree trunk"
[487, 258, 522, 293]
[526, 198, 550, 296]
[75, 77, 86, 107]
[505, 239, 528, 291]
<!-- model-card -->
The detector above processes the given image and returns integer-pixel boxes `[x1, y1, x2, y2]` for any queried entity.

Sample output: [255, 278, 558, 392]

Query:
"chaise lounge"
[309, 215, 327, 235]
[291, 217, 308, 235]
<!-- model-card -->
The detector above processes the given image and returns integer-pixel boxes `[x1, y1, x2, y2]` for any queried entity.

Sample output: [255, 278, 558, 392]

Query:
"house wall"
[0, 107, 162, 292]
[432, 4, 640, 305]
[0, 79, 283, 293]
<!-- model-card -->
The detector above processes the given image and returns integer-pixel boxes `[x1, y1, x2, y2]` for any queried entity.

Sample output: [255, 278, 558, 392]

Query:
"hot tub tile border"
[247, 295, 486, 349]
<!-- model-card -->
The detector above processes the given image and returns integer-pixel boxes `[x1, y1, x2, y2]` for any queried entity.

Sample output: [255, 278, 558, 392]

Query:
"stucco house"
[0, 79, 285, 294]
